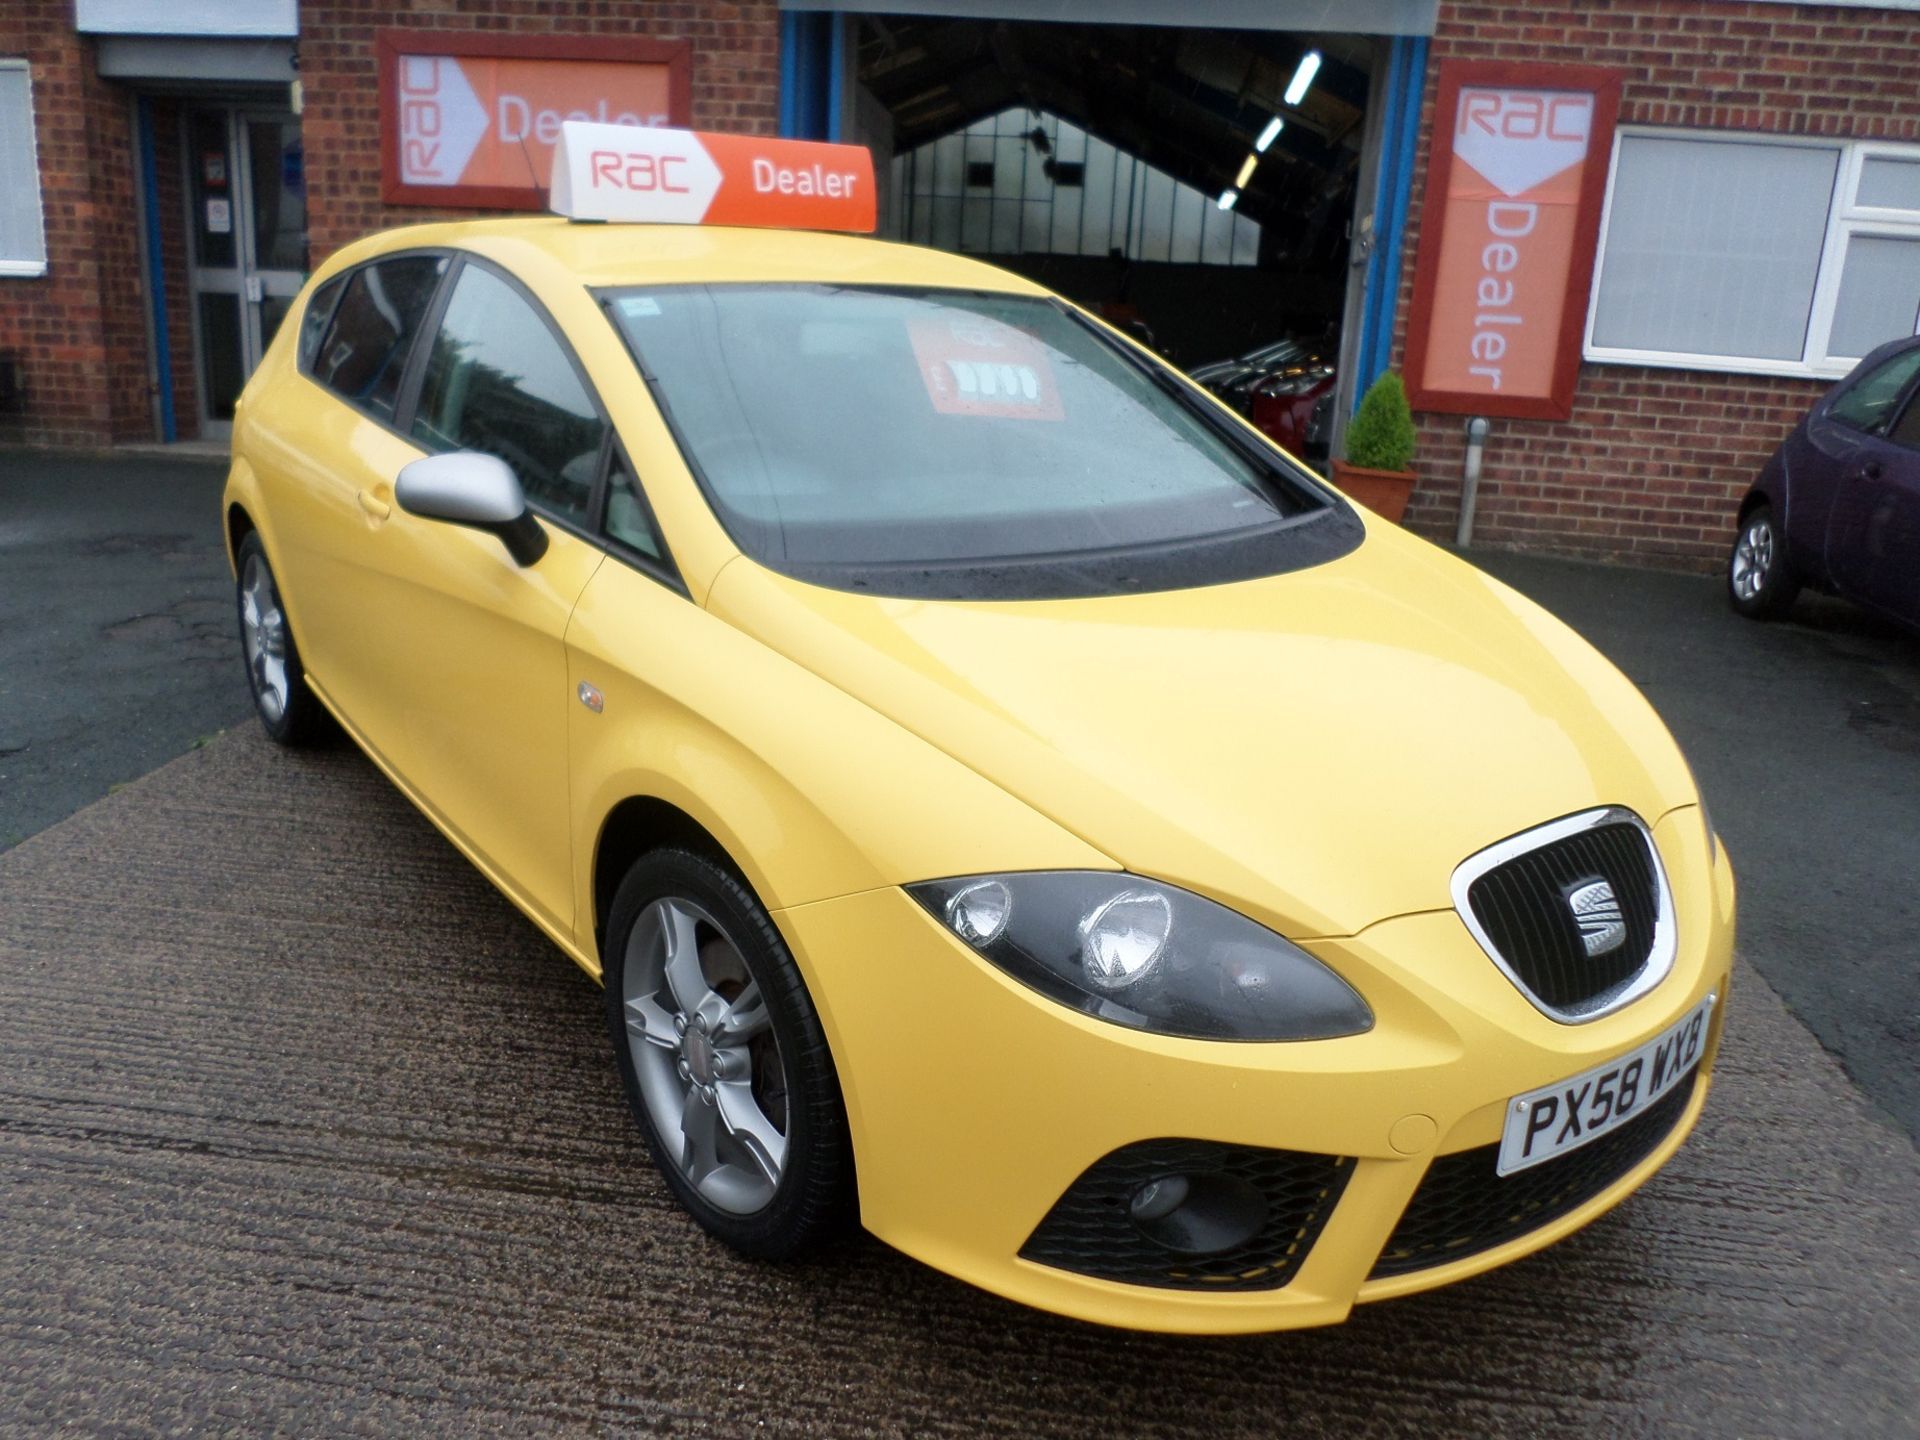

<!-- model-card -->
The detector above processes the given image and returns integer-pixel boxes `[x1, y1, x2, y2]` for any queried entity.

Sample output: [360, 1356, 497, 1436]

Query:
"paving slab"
[0, 728, 1914, 1437]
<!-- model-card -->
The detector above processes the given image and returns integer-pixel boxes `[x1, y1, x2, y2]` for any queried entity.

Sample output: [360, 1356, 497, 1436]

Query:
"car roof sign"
[549, 121, 877, 233]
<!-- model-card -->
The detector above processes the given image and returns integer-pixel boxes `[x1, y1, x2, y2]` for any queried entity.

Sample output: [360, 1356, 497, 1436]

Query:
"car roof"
[341, 215, 1051, 296]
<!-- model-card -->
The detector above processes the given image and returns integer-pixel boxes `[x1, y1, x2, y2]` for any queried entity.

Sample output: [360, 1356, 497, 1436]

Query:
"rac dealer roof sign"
[1403, 61, 1622, 421]
[378, 31, 692, 209]
[550, 122, 877, 233]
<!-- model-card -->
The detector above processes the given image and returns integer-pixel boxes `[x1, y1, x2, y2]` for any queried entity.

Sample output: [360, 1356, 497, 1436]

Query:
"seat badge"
[577, 681, 605, 714]
[1563, 878, 1626, 957]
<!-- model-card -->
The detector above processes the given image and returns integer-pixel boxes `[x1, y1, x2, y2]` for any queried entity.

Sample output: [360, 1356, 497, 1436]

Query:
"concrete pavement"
[0, 450, 249, 852]
[0, 727, 1914, 1435]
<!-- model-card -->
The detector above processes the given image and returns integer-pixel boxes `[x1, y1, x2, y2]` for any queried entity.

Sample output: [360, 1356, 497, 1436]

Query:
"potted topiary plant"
[1333, 371, 1418, 522]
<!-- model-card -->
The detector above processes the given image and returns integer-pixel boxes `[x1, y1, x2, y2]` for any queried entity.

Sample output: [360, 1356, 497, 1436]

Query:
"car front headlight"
[908, 872, 1372, 1042]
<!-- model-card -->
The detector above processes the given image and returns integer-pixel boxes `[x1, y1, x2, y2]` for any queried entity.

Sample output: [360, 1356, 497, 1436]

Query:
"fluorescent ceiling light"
[1284, 50, 1322, 107]
[1256, 115, 1285, 153]
[1234, 153, 1258, 189]
[1216, 188, 1239, 211]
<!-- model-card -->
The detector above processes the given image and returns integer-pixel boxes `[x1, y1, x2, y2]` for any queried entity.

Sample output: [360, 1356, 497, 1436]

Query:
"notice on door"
[378, 30, 691, 209]
[1403, 62, 1621, 420]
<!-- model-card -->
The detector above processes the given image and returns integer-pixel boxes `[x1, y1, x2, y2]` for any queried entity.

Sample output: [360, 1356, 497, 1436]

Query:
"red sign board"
[908, 315, 1064, 418]
[1403, 62, 1622, 420]
[550, 123, 878, 233]
[378, 31, 691, 209]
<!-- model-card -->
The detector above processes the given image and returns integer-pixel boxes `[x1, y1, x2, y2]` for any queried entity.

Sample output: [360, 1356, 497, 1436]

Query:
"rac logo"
[591, 150, 690, 192]
[1454, 88, 1593, 198]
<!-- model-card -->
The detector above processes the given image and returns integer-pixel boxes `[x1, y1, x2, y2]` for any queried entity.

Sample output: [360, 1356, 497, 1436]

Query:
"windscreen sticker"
[616, 296, 662, 319]
[908, 316, 1065, 420]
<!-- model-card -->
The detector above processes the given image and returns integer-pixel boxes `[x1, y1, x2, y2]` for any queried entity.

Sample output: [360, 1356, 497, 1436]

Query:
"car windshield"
[605, 285, 1338, 592]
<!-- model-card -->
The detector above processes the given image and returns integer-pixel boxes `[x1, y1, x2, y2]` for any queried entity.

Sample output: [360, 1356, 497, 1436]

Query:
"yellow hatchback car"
[223, 130, 1732, 1335]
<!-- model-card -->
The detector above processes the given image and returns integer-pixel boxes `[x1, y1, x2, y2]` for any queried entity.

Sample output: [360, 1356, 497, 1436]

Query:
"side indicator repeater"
[578, 681, 605, 714]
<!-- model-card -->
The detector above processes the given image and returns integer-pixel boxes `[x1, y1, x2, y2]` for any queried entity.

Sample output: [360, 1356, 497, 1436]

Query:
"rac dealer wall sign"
[1404, 62, 1622, 421]
[378, 31, 692, 209]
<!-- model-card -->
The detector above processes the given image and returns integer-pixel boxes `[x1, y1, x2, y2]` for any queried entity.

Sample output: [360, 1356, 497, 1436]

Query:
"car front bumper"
[772, 807, 1734, 1333]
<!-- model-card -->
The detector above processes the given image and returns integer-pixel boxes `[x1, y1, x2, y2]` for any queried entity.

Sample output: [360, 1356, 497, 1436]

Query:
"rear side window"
[1827, 346, 1920, 432]
[410, 263, 605, 527]
[297, 275, 345, 373]
[312, 255, 447, 423]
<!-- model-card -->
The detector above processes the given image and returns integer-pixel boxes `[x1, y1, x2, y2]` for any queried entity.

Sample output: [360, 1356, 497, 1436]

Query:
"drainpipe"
[1456, 415, 1490, 548]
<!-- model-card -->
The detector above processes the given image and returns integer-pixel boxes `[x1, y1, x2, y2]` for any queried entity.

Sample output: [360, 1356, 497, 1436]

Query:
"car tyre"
[234, 531, 328, 745]
[1727, 503, 1799, 620]
[604, 847, 853, 1258]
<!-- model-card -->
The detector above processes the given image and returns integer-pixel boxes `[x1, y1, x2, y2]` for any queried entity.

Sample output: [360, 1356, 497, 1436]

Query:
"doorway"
[183, 108, 307, 435]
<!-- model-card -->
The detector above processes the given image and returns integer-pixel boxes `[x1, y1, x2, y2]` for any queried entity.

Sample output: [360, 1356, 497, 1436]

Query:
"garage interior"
[843, 16, 1379, 456]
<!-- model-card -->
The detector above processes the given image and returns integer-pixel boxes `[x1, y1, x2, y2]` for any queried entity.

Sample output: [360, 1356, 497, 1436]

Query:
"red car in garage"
[1249, 360, 1337, 459]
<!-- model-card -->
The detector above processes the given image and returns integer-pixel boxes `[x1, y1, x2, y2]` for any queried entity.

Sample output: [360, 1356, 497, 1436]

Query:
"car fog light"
[945, 879, 1012, 946]
[1079, 889, 1172, 990]
[1128, 1175, 1190, 1222]
[1127, 1172, 1267, 1255]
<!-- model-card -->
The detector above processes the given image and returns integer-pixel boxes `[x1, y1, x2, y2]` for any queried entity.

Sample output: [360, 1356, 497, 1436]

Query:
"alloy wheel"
[620, 896, 791, 1215]
[239, 553, 292, 723]
[1730, 514, 1775, 603]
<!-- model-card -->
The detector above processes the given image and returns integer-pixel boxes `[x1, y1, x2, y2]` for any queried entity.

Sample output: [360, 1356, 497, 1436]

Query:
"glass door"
[186, 108, 308, 434]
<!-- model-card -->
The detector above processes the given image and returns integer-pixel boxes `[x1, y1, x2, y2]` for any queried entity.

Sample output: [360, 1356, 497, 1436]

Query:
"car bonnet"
[704, 522, 1696, 940]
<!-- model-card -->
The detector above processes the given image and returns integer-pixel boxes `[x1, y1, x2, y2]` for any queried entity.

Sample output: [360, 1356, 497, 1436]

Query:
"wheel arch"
[1735, 487, 1774, 526]
[591, 794, 735, 959]
[226, 501, 257, 572]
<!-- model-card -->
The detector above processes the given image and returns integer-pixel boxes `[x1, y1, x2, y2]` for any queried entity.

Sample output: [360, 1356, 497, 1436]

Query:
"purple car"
[1731, 335, 1920, 631]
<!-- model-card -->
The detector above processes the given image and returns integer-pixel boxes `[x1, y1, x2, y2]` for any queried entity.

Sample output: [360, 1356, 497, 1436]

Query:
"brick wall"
[300, 0, 783, 265]
[1394, 1, 1920, 570]
[0, 7, 147, 447]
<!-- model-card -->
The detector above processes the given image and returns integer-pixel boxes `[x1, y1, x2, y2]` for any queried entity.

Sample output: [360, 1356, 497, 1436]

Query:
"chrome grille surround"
[1450, 807, 1677, 1024]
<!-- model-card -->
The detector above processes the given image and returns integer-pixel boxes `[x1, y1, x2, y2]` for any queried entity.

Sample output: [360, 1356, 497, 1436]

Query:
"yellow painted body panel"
[225, 216, 1737, 1333]
[775, 806, 1731, 1332]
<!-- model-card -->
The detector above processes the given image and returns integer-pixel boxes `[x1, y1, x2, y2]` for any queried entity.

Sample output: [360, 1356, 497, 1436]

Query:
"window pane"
[187, 110, 236, 271]
[605, 460, 662, 561]
[1826, 347, 1920, 431]
[1592, 136, 1838, 362]
[609, 285, 1305, 569]
[1826, 235, 1920, 361]
[246, 119, 307, 272]
[312, 256, 446, 421]
[1857, 157, 1920, 212]
[1887, 390, 1920, 449]
[411, 265, 604, 525]
[298, 276, 344, 372]
[198, 290, 245, 423]
[0, 65, 46, 269]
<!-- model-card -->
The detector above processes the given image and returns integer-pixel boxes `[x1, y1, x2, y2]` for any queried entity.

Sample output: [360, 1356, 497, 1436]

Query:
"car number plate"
[1497, 994, 1715, 1177]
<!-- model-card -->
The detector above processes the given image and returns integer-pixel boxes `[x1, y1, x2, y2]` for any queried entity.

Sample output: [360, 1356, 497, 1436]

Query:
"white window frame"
[1583, 126, 1920, 382]
[0, 59, 47, 279]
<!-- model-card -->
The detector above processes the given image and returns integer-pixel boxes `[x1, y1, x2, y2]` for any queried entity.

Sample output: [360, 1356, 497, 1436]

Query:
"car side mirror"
[395, 451, 549, 566]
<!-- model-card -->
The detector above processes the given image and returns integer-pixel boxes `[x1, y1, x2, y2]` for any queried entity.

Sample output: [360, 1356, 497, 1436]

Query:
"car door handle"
[357, 488, 392, 521]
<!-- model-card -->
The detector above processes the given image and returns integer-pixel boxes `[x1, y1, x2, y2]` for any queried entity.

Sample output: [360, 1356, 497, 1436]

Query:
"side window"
[410, 264, 605, 527]
[297, 275, 345, 373]
[605, 456, 664, 562]
[1888, 394, 1920, 450]
[312, 255, 447, 422]
[1826, 346, 1920, 432]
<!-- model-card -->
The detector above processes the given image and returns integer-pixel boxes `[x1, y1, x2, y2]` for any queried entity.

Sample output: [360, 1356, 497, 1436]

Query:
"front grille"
[1369, 1072, 1696, 1280]
[1021, 1139, 1351, 1291]
[1462, 814, 1665, 1018]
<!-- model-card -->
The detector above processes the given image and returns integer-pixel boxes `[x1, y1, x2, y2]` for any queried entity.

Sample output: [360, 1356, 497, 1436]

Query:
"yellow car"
[223, 149, 1732, 1334]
